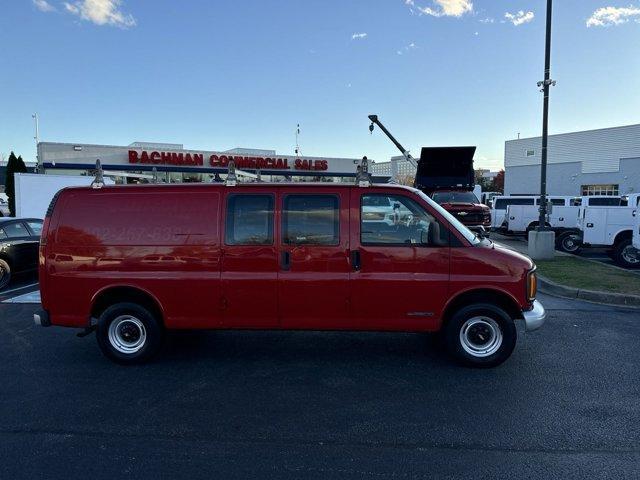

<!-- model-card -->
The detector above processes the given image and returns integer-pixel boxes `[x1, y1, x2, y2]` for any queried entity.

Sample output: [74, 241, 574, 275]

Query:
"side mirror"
[475, 226, 487, 239]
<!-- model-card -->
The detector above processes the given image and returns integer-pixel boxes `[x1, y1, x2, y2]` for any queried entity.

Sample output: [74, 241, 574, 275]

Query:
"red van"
[34, 182, 544, 367]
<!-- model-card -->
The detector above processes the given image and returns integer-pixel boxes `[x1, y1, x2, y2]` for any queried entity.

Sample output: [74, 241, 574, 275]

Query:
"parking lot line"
[2, 290, 41, 304]
[0, 283, 39, 296]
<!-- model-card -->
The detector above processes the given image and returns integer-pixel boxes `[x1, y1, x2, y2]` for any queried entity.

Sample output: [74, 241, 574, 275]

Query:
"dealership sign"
[129, 150, 329, 171]
[38, 142, 365, 176]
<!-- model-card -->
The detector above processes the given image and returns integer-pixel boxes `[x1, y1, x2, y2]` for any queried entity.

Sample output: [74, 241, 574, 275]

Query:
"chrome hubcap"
[459, 316, 503, 358]
[108, 315, 147, 354]
[563, 236, 577, 251]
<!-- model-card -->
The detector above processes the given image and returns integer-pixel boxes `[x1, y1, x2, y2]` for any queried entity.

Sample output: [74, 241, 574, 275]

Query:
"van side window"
[494, 198, 535, 209]
[225, 195, 274, 245]
[361, 194, 449, 247]
[283, 195, 339, 245]
[588, 197, 621, 206]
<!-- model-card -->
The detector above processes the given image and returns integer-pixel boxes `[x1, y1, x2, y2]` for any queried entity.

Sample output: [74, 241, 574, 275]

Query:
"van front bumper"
[522, 300, 545, 332]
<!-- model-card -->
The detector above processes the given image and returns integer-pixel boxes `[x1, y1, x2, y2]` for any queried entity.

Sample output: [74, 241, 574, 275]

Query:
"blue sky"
[1, 1, 639, 170]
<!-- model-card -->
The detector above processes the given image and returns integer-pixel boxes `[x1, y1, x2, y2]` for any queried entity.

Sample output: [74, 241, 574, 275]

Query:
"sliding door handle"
[281, 251, 291, 271]
[351, 249, 361, 271]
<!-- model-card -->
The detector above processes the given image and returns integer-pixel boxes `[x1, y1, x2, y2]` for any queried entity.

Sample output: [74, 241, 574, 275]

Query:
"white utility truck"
[632, 202, 640, 252]
[574, 194, 640, 268]
[503, 195, 623, 253]
[505, 201, 577, 233]
[492, 196, 574, 232]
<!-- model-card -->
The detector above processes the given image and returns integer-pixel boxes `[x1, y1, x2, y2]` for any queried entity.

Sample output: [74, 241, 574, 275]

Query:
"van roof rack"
[91, 159, 104, 189]
[225, 160, 237, 186]
[355, 156, 371, 187]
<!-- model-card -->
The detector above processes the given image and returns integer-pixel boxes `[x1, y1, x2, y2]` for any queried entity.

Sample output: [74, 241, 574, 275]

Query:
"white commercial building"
[371, 155, 417, 178]
[504, 123, 640, 196]
[37, 141, 370, 182]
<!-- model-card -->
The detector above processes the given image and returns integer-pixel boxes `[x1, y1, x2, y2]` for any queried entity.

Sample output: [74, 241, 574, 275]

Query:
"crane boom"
[368, 115, 417, 168]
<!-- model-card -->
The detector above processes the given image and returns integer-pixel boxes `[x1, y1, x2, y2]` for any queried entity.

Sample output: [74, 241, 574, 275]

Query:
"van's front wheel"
[96, 302, 164, 365]
[444, 304, 517, 368]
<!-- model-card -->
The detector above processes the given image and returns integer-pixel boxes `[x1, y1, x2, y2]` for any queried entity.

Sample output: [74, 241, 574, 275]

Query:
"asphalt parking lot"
[0, 293, 638, 479]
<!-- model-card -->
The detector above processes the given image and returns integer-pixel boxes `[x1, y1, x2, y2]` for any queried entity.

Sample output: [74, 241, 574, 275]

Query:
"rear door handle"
[351, 250, 361, 271]
[281, 251, 290, 271]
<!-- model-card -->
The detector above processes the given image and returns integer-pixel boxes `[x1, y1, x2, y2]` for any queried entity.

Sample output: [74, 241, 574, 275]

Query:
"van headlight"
[527, 268, 538, 302]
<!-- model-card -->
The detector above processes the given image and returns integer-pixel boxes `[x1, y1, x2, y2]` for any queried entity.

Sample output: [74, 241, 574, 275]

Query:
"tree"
[493, 170, 505, 193]
[5, 152, 27, 217]
[396, 174, 415, 187]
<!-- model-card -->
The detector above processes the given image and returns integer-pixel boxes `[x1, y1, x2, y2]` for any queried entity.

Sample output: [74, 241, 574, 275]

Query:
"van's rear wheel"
[444, 303, 517, 368]
[556, 232, 582, 254]
[613, 239, 640, 269]
[96, 302, 164, 364]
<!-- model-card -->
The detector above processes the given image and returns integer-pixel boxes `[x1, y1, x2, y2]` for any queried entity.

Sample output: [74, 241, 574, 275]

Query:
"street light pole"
[32, 113, 40, 173]
[537, 0, 556, 230]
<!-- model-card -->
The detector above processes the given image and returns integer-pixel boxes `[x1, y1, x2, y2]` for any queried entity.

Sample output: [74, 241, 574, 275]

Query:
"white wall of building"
[505, 124, 640, 174]
[504, 124, 640, 196]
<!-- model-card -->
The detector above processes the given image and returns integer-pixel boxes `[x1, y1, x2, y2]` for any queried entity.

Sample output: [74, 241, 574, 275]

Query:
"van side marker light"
[91, 159, 105, 189]
[356, 156, 372, 187]
[225, 160, 237, 186]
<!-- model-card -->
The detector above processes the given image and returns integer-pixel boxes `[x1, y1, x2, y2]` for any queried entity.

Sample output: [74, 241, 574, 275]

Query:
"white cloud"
[504, 10, 535, 26]
[351, 32, 368, 40]
[63, 0, 136, 28]
[33, 0, 55, 12]
[586, 6, 640, 27]
[418, 0, 473, 18]
[397, 42, 417, 55]
[479, 17, 494, 24]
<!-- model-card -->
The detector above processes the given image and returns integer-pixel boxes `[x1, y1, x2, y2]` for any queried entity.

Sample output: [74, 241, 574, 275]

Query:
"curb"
[537, 274, 640, 308]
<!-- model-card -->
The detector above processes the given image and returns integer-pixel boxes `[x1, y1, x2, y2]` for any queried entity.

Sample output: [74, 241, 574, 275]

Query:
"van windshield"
[414, 189, 481, 245]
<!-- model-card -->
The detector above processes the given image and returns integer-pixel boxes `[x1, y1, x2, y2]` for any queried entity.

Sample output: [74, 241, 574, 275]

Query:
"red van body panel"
[39, 183, 532, 332]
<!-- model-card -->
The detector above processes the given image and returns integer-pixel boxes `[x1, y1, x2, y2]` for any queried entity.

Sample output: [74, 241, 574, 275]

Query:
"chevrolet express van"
[35, 183, 545, 367]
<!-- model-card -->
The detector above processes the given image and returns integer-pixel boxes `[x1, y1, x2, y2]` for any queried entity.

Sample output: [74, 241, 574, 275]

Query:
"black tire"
[0, 259, 11, 291]
[613, 238, 640, 269]
[556, 232, 582, 254]
[443, 303, 517, 368]
[96, 302, 164, 365]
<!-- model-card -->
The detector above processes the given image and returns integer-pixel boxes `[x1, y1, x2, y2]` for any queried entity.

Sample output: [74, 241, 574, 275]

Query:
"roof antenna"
[294, 123, 301, 157]
[91, 159, 104, 188]
[225, 159, 237, 186]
